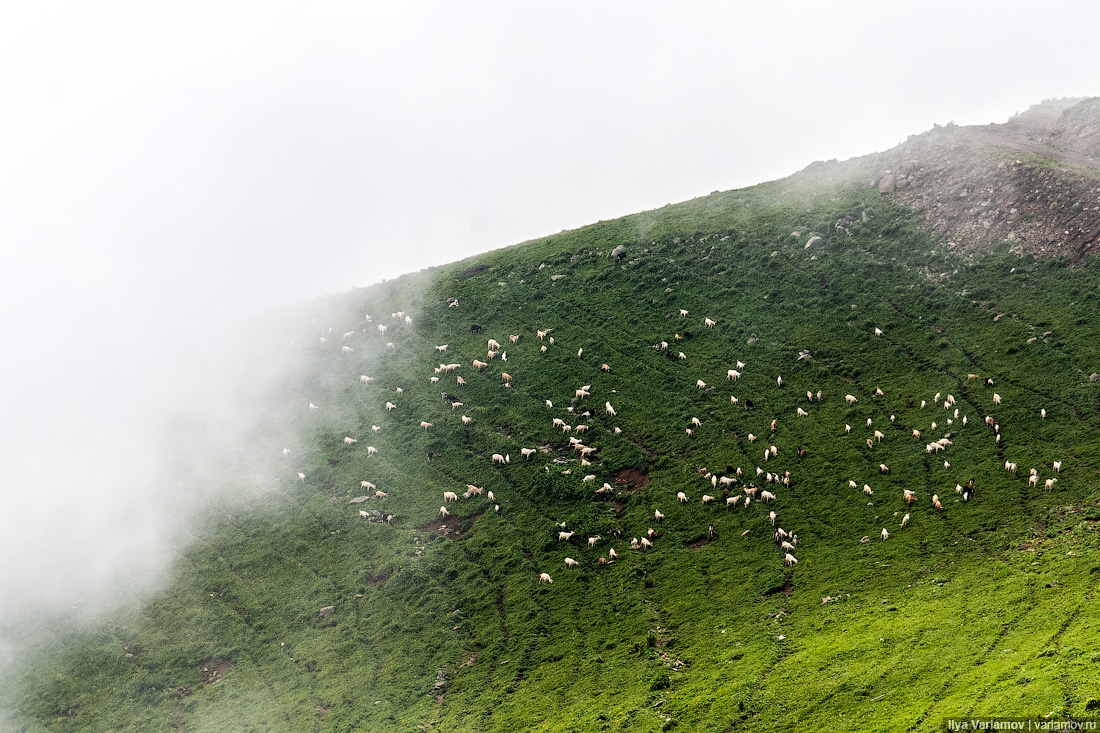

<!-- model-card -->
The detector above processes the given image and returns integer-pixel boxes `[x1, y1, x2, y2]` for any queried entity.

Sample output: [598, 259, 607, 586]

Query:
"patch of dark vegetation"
[462, 265, 489, 278]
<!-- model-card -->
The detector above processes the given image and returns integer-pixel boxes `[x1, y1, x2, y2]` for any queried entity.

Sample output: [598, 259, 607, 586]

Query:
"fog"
[1, 0, 1097, 688]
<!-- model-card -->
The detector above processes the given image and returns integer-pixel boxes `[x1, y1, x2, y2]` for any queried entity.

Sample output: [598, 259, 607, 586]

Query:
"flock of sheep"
[289, 304, 1066, 590]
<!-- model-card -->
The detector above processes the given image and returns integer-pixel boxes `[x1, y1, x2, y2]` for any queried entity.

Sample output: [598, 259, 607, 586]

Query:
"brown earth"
[613, 468, 650, 491]
[788, 97, 1100, 261]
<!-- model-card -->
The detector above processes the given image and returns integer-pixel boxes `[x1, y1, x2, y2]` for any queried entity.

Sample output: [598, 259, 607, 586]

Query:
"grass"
[7, 180, 1100, 731]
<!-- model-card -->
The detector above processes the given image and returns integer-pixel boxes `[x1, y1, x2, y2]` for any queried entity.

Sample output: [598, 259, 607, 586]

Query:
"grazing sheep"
[564, 558, 579, 568]
[677, 491, 688, 503]
[435, 345, 448, 352]
[797, 407, 808, 417]
[993, 393, 1002, 405]
[605, 401, 616, 416]
[640, 538, 653, 550]
[904, 489, 915, 505]
[655, 510, 665, 522]
[588, 535, 601, 547]
[609, 548, 618, 559]
[879, 464, 889, 474]
[728, 369, 742, 380]
[784, 553, 798, 566]
[385, 401, 396, 411]
[491, 453, 509, 464]
[881, 528, 889, 541]
[760, 490, 775, 503]
[344, 436, 358, 445]
[361, 481, 376, 490]
[701, 494, 715, 504]
[726, 496, 740, 508]
[440, 506, 450, 516]
[297, 472, 306, 482]
[367, 446, 378, 456]
[901, 513, 910, 527]
[705, 317, 716, 327]
[539, 572, 553, 584]
[932, 494, 943, 511]
[1045, 478, 1058, 490]
[1053, 460, 1062, 473]
[420, 421, 433, 430]
[443, 491, 459, 503]
[845, 394, 858, 405]
[558, 531, 575, 541]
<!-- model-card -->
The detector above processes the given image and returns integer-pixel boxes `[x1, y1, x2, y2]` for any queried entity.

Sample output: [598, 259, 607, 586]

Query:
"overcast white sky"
[0, 0, 1097, 663]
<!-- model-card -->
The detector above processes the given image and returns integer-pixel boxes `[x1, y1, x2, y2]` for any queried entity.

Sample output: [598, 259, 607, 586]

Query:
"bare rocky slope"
[795, 97, 1100, 260]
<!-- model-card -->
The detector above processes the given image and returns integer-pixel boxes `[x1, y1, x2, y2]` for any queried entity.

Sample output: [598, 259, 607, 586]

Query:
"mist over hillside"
[6, 101, 1100, 732]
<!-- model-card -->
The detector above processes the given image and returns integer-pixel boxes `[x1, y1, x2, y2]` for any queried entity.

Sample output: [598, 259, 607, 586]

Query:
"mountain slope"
[8, 104, 1100, 732]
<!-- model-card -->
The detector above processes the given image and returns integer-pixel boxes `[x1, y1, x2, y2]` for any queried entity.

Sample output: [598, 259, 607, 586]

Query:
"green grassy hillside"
[9, 180, 1100, 732]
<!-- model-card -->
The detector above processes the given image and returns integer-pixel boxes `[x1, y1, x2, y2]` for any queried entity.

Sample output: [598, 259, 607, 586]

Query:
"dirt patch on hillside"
[418, 512, 483, 538]
[614, 468, 649, 492]
[198, 659, 233, 685]
[791, 96, 1100, 261]
[364, 573, 389, 587]
[685, 537, 711, 550]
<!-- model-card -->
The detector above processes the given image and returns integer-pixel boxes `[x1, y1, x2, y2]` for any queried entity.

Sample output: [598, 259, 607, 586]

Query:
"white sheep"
[443, 491, 458, 502]
[344, 436, 358, 445]
[367, 446, 378, 456]
[784, 553, 798, 566]
[558, 531, 575, 541]
[440, 506, 450, 516]
[701, 494, 714, 504]
[655, 509, 665, 522]
[435, 345, 448, 352]
[492, 453, 509, 464]
[605, 401, 616, 416]
[297, 472, 306, 482]
[640, 538, 653, 550]
[420, 421, 433, 430]
[845, 394, 858, 405]
[521, 447, 536, 459]
[993, 393, 1002, 405]
[796, 407, 808, 417]
[539, 572, 553, 584]
[1053, 460, 1062, 473]
[881, 528, 889, 541]
[760, 490, 775, 503]
[386, 401, 396, 411]
[588, 535, 601, 547]
[564, 558, 579, 568]
[1045, 478, 1058, 490]
[704, 317, 716, 327]
[728, 369, 741, 381]
[677, 491, 688, 503]
[487, 338, 501, 350]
